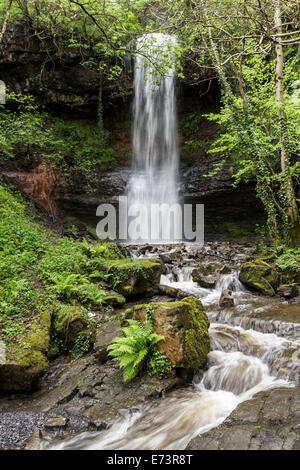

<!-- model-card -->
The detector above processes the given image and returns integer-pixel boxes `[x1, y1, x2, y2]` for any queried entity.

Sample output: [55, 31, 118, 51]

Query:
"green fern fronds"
[107, 318, 164, 382]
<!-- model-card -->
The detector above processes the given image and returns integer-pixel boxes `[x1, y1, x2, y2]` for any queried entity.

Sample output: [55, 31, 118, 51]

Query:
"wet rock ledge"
[186, 385, 300, 450]
[0, 354, 187, 450]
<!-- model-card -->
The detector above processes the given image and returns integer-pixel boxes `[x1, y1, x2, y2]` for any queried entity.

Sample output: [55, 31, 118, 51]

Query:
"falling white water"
[126, 34, 180, 242]
[161, 269, 246, 306]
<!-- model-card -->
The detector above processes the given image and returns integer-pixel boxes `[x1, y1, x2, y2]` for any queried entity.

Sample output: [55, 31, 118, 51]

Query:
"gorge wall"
[0, 23, 266, 241]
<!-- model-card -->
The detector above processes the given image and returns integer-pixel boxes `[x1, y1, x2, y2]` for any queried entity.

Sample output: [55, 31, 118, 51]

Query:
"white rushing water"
[46, 269, 297, 451]
[48, 349, 288, 450]
[161, 268, 246, 306]
[126, 34, 180, 242]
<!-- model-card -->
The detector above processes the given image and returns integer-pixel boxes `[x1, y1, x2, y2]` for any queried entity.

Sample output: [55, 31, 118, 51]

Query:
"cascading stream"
[126, 34, 180, 242]
[45, 264, 298, 451]
[46, 349, 288, 450]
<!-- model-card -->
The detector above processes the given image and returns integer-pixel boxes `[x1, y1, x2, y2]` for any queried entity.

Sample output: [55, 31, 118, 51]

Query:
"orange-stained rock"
[2, 163, 64, 218]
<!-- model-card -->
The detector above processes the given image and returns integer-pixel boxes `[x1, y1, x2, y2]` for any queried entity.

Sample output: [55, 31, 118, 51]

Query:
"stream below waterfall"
[44, 245, 299, 450]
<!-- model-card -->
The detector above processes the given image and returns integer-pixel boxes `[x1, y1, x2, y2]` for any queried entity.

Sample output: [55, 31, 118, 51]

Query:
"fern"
[107, 319, 164, 382]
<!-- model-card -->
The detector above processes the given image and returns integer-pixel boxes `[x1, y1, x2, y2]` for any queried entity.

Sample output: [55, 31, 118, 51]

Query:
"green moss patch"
[124, 297, 210, 369]
[239, 259, 279, 296]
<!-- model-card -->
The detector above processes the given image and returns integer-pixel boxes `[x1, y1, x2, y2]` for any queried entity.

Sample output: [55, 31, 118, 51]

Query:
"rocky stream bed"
[0, 242, 299, 450]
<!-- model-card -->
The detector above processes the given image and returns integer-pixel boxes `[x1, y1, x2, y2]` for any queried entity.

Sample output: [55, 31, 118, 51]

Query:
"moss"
[2, 328, 50, 391]
[178, 297, 210, 369]
[83, 241, 124, 260]
[124, 297, 210, 370]
[239, 259, 278, 296]
[166, 286, 178, 297]
[100, 258, 163, 295]
[51, 302, 96, 350]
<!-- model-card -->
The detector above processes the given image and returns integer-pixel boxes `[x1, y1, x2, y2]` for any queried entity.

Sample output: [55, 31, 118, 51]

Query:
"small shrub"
[147, 350, 173, 379]
[70, 333, 92, 358]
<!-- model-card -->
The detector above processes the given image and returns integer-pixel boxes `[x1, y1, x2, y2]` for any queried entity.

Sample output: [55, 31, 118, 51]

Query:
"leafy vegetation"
[0, 183, 132, 354]
[0, 95, 118, 181]
[276, 248, 300, 284]
[147, 350, 173, 379]
[107, 318, 165, 382]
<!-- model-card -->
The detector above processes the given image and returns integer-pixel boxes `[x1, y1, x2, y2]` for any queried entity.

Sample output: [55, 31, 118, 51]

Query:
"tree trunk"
[98, 64, 104, 143]
[274, 0, 300, 247]
[0, 0, 13, 43]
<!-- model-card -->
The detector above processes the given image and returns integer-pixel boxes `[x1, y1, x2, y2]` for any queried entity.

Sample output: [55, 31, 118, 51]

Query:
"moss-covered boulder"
[124, 297, 210, 369]
[0, 310, 51, 391]
[51, 302, 97, 351]
[103, 292, 126, 307]
[239, 259, 279, 296]
[101, 258, 164, 296]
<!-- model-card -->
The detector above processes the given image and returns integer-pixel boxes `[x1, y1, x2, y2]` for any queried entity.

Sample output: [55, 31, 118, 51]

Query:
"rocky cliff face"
[0, 23, 99, 115]
[0, 23, 266, 239]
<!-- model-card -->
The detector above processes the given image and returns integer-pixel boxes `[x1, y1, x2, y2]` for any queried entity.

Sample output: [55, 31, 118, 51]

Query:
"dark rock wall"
[0, 23, 103, 117]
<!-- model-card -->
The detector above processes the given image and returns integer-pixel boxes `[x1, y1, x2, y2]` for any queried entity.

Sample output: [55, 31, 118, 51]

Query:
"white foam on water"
[46, 349, 290, 450]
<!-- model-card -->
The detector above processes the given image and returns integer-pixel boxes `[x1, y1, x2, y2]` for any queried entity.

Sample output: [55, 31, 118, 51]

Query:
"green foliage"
[70, 333, 93, 358]
[223, 222, 249, 238]
[0, 96, 117, 176]
[147, 350, 173, 379]
[107, 318, 164, 382]
[0, 185, 112, 354]
[0, 184, 50, 345]
[204, 53, 300, 245]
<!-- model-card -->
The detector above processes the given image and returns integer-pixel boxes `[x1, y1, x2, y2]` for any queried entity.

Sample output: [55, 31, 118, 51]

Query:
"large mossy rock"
[124, 297, 210, 369]
[0, 311, 51, 392]
[51, 303, 97, 351]
[239, 259, 279, 296]
[101, 258, 164, 296]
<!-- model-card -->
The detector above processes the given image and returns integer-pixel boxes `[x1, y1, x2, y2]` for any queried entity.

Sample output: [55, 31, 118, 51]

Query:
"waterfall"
[126, 33, 180, 242]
